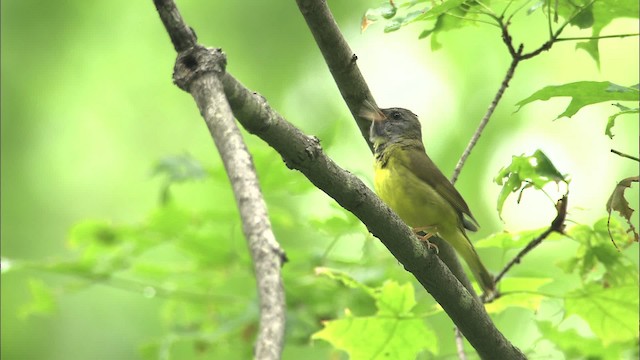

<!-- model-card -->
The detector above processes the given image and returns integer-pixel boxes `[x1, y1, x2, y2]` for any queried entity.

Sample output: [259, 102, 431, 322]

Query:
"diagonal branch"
[451, 51, 521, 184]
[492, 194, 568, 288]
[154, 2, 286, 359]
[295, 0, 377, 151]
[221, 71, 525, 360]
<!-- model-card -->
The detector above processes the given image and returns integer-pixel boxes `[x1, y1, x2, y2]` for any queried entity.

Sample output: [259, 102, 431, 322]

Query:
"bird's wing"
[404, 146, 479, 229]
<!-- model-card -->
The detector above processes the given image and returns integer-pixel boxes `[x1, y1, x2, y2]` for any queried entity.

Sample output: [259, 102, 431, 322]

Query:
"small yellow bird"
[367, 106, 495, 294]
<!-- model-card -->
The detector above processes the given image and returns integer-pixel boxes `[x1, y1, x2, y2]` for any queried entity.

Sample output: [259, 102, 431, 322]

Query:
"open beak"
[361, 100, 387, 143]
[359, 99, 385, 123]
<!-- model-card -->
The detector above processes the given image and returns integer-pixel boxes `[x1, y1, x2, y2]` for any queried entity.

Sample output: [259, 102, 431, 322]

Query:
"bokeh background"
[2, 0, 638, 359]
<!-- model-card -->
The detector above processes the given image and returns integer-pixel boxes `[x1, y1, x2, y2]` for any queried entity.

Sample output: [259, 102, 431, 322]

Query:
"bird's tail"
[447, 229, 495, 296]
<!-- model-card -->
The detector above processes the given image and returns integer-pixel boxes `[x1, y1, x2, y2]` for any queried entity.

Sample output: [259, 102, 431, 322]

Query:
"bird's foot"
[412, 226, 440, 254]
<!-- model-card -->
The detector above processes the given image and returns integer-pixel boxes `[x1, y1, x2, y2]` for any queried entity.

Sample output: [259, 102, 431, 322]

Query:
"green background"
[2, 0, 638, 359]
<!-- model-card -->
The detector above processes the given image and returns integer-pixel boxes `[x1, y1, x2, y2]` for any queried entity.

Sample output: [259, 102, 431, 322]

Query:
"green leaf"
[19, 278, 57, 318]
[559, 219, 638, 285]
[537, 320, 635, 359]
[573, 0, 639, 64]
[494, 150, 568, 216]
[152, 153, 208, 184]
[476, 227, 563, 249]
[606, 176, 639, 244]
[374, 281, 417, 316]
[413, 0, 466, 21]
[313, 316, 437, 359]
[564, 281, 639, 345]
[527, 1, 545, 15]
[314, 273, 438, 357]
[315, 267, 375, 294]
[516, 81, 640, 119]
[606, 104, 639, 138]
[365, 0, 479, 45]
[68, 220, 123, 248]
[484, 277, 552, 314]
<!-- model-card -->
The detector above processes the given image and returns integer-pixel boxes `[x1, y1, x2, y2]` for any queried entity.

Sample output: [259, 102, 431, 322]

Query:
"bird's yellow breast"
[373, 148, 458, 232]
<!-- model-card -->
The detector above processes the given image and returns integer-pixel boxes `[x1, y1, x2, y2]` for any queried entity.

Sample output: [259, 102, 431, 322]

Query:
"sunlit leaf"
[374, 281, 417, 316]
[314, 273, 438, 357]
[19, 279, 57, 319]
[537, 321, 636, 360]
[494, 150, 568, 217]
[559, 219, 638, 285]
[606, 103, 639, 138]
[364, 0, 480, 46]
[552, 0, 638, 64]
[516, 81, 639, 119]
[313, 315, 437, 359]
[476, 227, 564, 249]
[315, 267, 375, 295]
[485, 277, 551, 314]
[564, 281, 639, 345]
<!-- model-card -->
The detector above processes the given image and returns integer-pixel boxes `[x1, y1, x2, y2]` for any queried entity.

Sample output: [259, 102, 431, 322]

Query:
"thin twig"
[555, 33, 640, 42]
[492, 195, 568, 286]
[451, 51, 521, 184]
[611, 149, 640, 162]
[547, 0, 553, 38]
[454, 326, 468, 360]
[452, 0, 598, 182]
[505, 0, 535, 24]
[153, 1, 287, 358]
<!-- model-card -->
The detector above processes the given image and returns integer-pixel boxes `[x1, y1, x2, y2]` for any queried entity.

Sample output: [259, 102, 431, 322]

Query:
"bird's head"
[361, 103, 423, 151]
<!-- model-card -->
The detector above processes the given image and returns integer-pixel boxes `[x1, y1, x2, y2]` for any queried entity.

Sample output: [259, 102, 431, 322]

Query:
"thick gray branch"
[154, 2, 287, 356]
[173, 46, 287, 360]
[295, 0, 376, 151]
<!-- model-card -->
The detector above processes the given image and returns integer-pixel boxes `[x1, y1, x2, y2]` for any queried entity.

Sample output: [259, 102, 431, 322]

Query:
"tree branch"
[295, 0, 377, 151]
[611, 149, 640, 162]
[221, 71, 525, 360]
[492, 195, 568, 287]
[454, 326, 468, 360]
[451, 52, 521, 184]
[453, 1, 599, 182]
[555, 33, 640, 42]
[154, 2, 287, 359]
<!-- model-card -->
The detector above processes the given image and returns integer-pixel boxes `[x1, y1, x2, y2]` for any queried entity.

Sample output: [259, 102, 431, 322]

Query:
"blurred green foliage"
[2, 0, 638, 359]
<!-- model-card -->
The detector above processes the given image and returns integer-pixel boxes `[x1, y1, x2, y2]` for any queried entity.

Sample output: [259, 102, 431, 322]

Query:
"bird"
[365, 104, 495, 294]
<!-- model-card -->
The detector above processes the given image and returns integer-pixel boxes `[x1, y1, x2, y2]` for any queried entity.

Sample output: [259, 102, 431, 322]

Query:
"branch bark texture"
[295, 0, 376, 151]
[154, 2, 286, 358]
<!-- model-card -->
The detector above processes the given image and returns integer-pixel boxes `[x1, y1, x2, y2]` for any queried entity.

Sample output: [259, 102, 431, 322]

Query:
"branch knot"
[173, 46, 227, 92]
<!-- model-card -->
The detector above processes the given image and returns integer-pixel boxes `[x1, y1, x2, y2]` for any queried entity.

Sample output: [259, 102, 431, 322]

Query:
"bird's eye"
[392, 111, 402, 120]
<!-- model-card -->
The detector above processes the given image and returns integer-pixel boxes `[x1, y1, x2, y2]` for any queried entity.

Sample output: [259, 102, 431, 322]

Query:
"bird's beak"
[359, 99, 385, 123]
[360, 100, 387, 143]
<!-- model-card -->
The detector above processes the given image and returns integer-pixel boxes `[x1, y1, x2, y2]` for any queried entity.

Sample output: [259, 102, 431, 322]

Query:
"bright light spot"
[143, 286, 157, 298]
